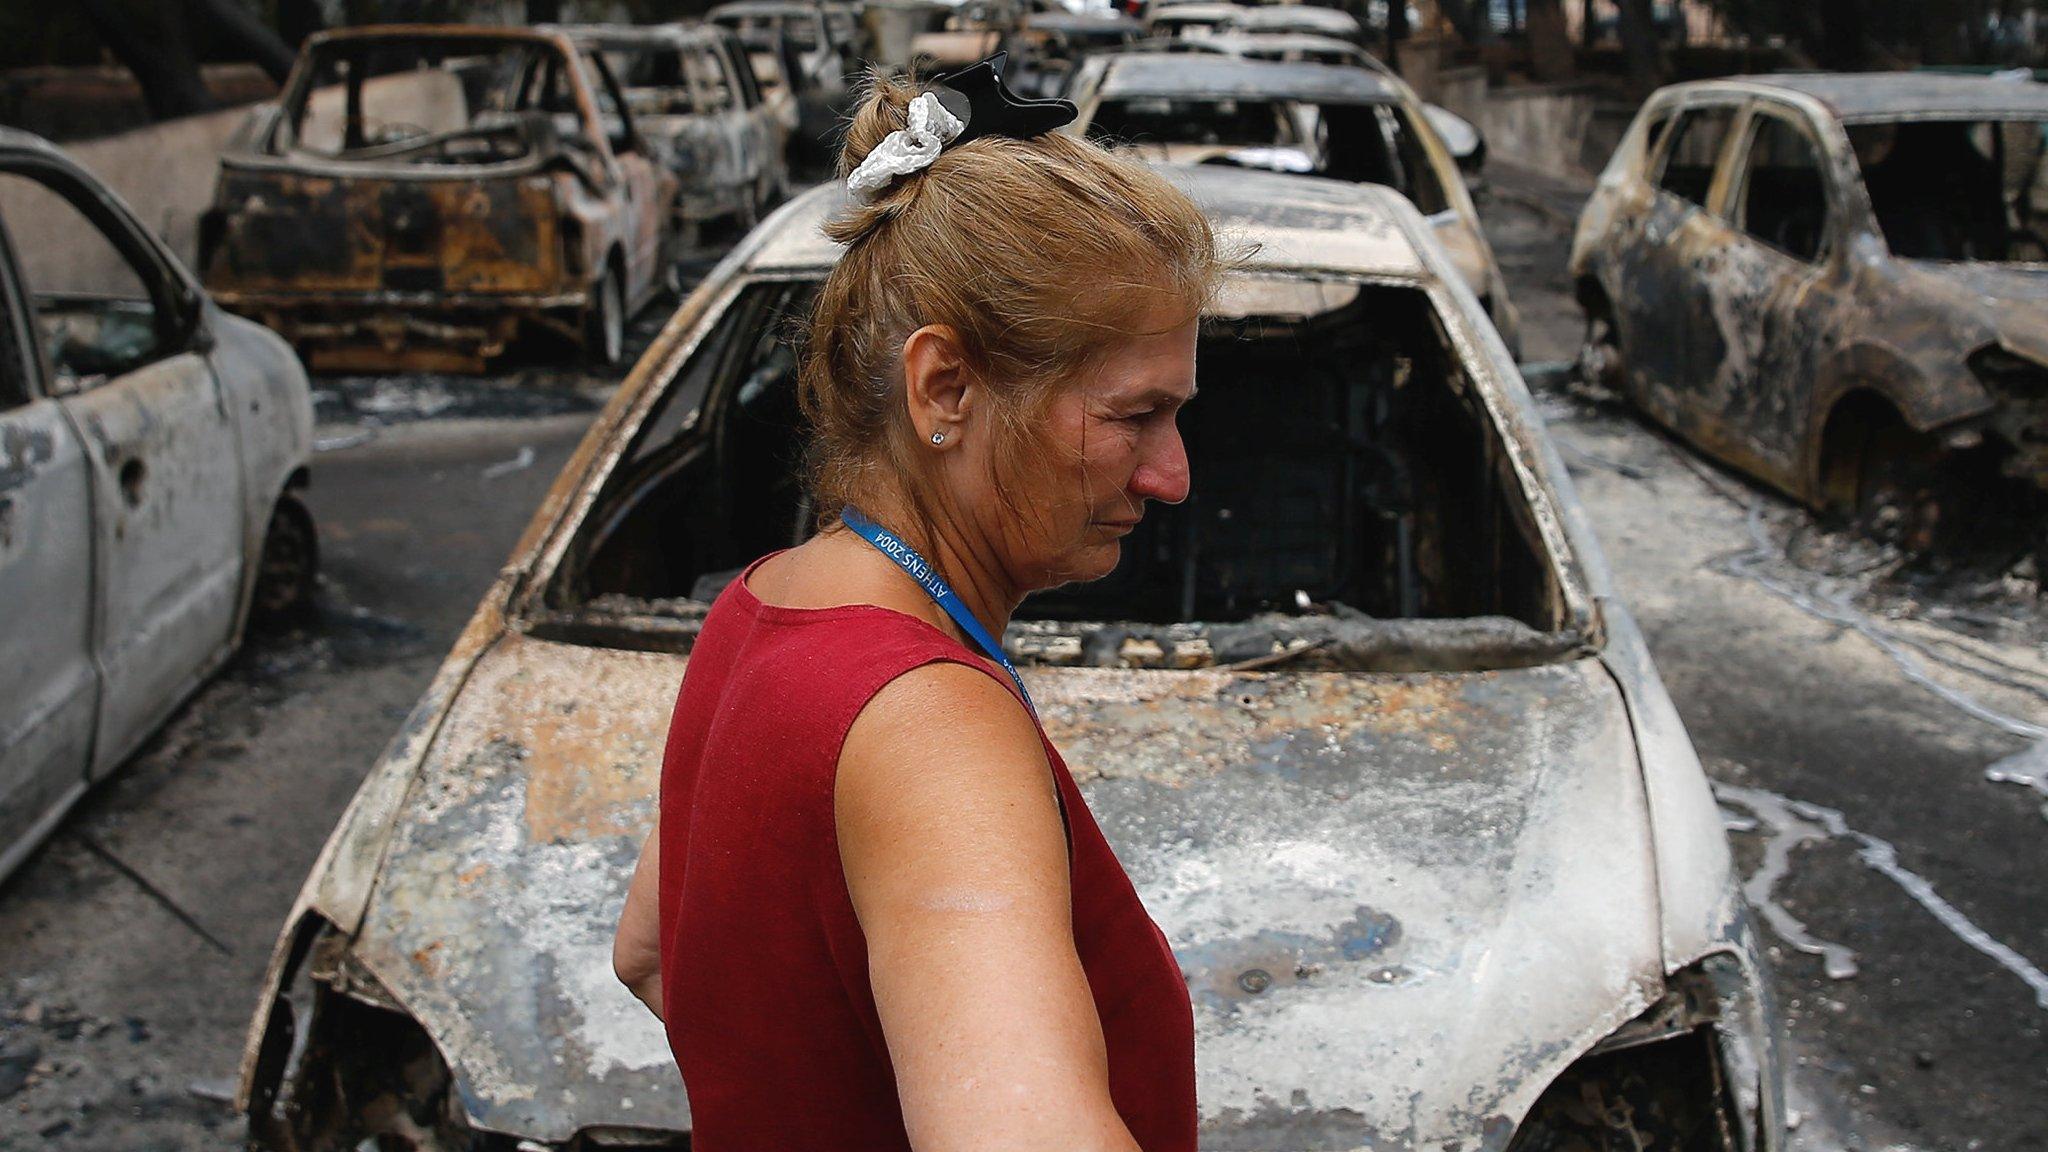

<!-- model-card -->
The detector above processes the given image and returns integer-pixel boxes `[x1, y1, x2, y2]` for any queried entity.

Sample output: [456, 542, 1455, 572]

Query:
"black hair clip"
[928, 52, 1077, 147]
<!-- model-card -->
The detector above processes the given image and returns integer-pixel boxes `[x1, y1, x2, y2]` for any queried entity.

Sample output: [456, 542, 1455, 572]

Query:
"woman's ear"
[901, 325, 974, 446]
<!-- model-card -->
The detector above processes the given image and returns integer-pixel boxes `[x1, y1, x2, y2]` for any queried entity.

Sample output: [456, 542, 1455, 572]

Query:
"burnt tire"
[252, 494, 318, 627]
[584, 265, 626, 367]
[1850, 420, 1947, 553]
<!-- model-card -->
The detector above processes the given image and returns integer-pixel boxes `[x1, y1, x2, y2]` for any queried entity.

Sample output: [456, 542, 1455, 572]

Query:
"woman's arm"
[837, 664, 1143, 1152]
[613, 827, 664, 1020]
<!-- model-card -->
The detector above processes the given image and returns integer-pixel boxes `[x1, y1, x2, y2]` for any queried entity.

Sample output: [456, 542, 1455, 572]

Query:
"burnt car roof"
[748, 165, 1429, 278]
[543, 22, 732, 49]
[708, 0, 826, 16]
[1701, 71, 2048, 122]
[1026, 11, 1142, 32]
[1227, 5, 1363, 34]
[1149, 3, 1252, 21]
[305, 23, 581, 50]
[1095, 53, 1401, 103]
[0, 126, 72, 158]
[1196, 30, 1375, 56]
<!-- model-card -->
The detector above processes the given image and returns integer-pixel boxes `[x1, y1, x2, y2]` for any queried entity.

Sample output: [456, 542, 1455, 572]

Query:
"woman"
[612, 59, 1220, 1151]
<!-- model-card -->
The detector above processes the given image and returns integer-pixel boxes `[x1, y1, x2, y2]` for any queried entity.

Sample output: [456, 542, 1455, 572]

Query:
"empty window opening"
[1849, 117, 2048, 263]
[1737, 115, 1829, 261]
[543, 275, 1577, 671]
[0, 168, 171, 386]
[1091, 98, 1448, 213]
[1654, 105, 1734, 208]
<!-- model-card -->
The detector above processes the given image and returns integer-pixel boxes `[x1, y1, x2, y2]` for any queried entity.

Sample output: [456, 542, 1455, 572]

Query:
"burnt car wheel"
[1853, 422, 1946, 551]
[253, 494, 318, 626]
[586, 267, 627, 367]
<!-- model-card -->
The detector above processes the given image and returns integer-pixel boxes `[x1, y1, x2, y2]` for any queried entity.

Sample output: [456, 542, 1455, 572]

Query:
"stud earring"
[930, 430, 946, 445]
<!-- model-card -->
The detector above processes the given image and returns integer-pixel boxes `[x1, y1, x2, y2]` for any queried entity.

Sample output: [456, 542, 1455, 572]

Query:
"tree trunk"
[527, 0, 564, 22]
[1816, 0, 1868, 70]
[1437, 0, 1491, 46]
[1615, 0, 1662, 92]
[80, 0, 217, 120]
[187, 0, 297, 84]
[1387, 0, 1410, 72]
[1527, 0, 1574, 80]
[276, 0, 326, 48]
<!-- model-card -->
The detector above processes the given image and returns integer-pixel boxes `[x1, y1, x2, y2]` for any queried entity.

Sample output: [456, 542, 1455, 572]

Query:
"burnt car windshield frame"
[508, 265, 1597, 653]
[266, 30, 616, 171]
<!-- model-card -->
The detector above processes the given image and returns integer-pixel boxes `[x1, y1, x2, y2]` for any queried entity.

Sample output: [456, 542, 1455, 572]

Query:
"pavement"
[0, 168, 2043, 1151]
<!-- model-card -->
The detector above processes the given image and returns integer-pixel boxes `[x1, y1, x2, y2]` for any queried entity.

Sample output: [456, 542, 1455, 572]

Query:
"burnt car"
[0, 129, 313, 882]
[556, 24, 790, 247]
[1571, 73, 2048, 548]
[236, 167, 1781, 1151]
[708, 0, 852, 166]
[199, 26, 679, 372]
[1152, 32, 1490, 180]
[1012, 11, 1143, 97]
[1066, 53, 1520, 353]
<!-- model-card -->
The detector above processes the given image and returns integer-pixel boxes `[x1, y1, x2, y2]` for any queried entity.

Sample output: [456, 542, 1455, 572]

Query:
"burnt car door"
[1610, 101, 1739, 427]
[0, 206, 96, 878]
[0, 152, 246, 782]
[682, 38, 758, 220]
[580, 49, 670, 307]
[1674, 103, 1845, 484]
[717, 31, 784, 211]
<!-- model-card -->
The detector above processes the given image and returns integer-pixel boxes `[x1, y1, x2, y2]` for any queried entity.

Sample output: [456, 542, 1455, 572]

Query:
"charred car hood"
[347, 632, 1660, 1148]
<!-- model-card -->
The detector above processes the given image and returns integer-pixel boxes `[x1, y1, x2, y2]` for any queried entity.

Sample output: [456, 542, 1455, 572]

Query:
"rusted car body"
[1571, 73, 2048, 540]
[555, 24, 790, 245]
[1066, 53, 1521, 353]
[236, 167, 1781, 1151]
[0, 129, 313, 883]
[199, 26, 678, 373]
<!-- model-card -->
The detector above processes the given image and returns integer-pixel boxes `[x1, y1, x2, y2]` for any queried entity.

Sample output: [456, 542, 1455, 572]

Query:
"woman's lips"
[1092, 519, 1140, 534]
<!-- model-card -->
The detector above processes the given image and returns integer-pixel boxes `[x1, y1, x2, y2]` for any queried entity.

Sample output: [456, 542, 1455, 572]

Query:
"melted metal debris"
[1008, 611, 1586, 672]
[569, 592, 1586, 672]
[1717, 782, 2048, 1009]
[1717, 503, 2048, 816]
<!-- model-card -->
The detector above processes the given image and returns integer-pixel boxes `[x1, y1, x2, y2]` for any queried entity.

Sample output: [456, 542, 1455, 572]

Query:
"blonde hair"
[798, 70, 1221, 538]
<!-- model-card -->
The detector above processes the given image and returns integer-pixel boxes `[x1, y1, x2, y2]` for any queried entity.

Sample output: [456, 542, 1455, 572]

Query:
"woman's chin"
[1034, 540, 1124, 590]
[1069, 540, 1127, 584]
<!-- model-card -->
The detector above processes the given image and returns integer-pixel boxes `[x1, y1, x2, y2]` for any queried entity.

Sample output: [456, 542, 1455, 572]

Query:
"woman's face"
[988, 316, 1199, 590]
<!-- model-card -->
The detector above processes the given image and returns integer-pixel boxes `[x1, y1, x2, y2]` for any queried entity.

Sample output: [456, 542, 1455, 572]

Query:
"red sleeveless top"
[656, 555, 1198, 1150]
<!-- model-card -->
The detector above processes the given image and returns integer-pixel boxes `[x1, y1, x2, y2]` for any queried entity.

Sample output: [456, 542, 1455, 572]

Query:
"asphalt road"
[0, 172, 2043, 1151]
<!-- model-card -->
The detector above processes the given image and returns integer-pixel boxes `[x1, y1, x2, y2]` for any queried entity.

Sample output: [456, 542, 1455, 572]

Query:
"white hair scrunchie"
[845, 92, 965, 204]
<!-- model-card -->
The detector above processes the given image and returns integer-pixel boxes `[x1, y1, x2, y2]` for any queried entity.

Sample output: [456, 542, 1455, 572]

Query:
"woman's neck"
[845, 500, 1023, 641]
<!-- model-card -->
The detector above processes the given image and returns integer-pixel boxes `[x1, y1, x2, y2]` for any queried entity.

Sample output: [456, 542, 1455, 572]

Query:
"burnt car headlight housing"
[1507, 956, 1776, 1152]
[246, 921, 687, 1152]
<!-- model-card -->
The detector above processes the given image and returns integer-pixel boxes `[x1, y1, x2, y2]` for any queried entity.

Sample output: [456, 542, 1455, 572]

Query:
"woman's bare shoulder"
[835, 662, 1063, 899]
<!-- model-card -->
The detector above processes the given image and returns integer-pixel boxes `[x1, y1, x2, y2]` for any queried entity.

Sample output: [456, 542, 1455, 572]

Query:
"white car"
[0, 129, 315, 883]
[239, 166, 1780, 1151]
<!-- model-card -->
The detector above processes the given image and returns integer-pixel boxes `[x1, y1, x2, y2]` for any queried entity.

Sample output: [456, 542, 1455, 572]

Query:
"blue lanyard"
[839, 507, 1036, 717]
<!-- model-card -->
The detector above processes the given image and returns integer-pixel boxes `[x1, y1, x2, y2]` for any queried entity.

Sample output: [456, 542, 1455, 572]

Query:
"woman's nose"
[1129, 425, 1191, 506]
